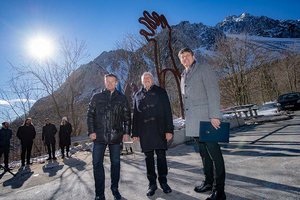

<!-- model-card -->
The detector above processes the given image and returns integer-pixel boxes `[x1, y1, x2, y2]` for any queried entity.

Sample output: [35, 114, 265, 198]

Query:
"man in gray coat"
[178, 48, 226, 200]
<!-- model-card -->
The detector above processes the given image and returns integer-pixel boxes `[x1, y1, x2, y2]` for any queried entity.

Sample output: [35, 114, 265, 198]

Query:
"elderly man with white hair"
[132, 72, 174, 197]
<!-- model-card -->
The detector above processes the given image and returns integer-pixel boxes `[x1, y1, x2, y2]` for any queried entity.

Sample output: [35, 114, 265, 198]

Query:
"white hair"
[141, 72, 154, 82]
[61, 116, 68, 125]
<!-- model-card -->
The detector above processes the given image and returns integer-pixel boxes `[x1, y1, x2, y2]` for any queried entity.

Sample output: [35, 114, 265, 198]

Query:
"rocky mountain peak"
[217, 13, 300, 38]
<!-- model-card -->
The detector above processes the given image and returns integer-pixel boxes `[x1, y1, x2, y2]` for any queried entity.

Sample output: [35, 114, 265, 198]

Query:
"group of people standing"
[41, 117, 72, 161]
[0, 116, 72, 169]
[87, 48, 226, 200]
[1, 47, 225, 200]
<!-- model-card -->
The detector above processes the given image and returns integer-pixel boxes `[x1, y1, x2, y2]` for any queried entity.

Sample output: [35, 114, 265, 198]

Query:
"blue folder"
[199, 121, 230, 143]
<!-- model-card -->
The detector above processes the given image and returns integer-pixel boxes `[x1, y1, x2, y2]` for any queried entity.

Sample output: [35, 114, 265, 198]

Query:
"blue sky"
[0, 0, 299, 89]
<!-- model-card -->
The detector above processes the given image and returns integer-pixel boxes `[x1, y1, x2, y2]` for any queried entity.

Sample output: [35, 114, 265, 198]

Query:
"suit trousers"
[0, 147, 10, 168]
[60, 145, 70, 156]
[195, 139, 225, 192]
[21, 141, 33, 166]
[46, 142, 56, 158]
[144, 149, 168, 186]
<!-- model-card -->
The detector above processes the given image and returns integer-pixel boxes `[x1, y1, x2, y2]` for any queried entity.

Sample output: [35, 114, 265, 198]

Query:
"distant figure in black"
[0, 122, 12, 169]
[17, 118, 36, 167]
[42, 118, 57, 160]
[59, 117, 72, 158]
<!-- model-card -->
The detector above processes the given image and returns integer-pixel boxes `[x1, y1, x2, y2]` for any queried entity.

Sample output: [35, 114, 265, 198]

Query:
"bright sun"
[27, 35, 55, 60]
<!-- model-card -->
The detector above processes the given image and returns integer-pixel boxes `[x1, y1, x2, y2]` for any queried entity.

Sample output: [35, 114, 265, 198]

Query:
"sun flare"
[27, 35, 55, 60]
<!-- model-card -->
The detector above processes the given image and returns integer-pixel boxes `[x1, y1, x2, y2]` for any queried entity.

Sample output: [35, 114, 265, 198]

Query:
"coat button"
[185, 85, 187, 87]
[185, 108, 189, 111]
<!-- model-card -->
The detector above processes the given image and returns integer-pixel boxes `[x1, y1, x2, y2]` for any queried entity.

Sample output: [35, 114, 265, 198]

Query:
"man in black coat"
[42, 118, 57, 160]
[87, 73, 131, 200]
[17, 118, 36, 167]
[0, 122, 12, 169]
[132, 72, 174, 197]
[59, 117, 72, 158]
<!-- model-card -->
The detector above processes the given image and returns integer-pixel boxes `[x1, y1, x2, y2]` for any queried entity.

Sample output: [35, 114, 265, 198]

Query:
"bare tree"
[11, 38, 89, 135]
[212, 36, 264, 106]
[115, 33, 148, 84]
[0, 76, 39, 121]
[279, 49, 300, 92]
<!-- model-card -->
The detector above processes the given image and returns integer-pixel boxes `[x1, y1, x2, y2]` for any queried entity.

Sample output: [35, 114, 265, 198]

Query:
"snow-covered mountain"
[29, 13, 300, 131]
[217, 13, 300, 38]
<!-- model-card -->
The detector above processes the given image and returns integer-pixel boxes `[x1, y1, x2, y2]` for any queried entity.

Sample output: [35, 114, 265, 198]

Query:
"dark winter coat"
[17, 125, 36, 144]
[0, 128, 12, 148]
[87, 89, 131, 144]
[132, 85, 174, 152]
[59, 122, 72, 147]
[42, 123, 57, 145]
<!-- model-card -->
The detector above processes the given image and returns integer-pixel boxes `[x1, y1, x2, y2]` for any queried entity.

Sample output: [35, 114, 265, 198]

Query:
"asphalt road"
[1, 111, 300, 200]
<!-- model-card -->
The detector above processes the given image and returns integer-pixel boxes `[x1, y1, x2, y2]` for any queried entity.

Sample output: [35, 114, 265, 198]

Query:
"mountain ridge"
[27, 12, 300, 134]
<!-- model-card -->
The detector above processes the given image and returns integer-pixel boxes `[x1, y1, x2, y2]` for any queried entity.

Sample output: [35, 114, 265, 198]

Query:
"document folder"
[199, 121, 230, 143]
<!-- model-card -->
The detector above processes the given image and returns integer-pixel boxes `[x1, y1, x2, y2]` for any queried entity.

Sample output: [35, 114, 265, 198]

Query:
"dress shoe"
[95, 195, 105, 200]
[194, 182, 213, 193]
[160, 183, 172, 194]
[206, 190, 226, 200]
[53, 157, 57, 160]
[146, 184, 157, 196]
[111, 188, 121, 200]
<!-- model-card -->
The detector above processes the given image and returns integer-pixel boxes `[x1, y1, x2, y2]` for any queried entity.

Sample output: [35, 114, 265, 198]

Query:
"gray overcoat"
[180, 61, 221, 137]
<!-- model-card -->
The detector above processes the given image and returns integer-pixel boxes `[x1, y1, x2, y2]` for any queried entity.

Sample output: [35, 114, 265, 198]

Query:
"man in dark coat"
[132, 72, 174, 197]
[59, 117, 72, 158]
[0, 122, 12, 169]
[87, 73, 131, 200]
[178, 48, 226, 200]
[17, 118, 36, 167]
[42, 118, 57, 160]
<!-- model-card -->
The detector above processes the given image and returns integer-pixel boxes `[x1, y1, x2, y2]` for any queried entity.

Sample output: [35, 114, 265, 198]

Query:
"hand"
[211, 118, 221, 129]
[165, 133, 173, 142]
[123, 134, 129, 142]
[89, 133, 96, 141]
[132, 137, 139, 142]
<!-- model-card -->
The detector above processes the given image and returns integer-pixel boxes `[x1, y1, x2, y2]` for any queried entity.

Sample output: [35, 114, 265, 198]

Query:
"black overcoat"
[132, 85, 174, 152]
[0, 128, 12, 148]
[59, 122, 72, 147]
[17, 125, 36, 145]
[42, 123, 57, 145]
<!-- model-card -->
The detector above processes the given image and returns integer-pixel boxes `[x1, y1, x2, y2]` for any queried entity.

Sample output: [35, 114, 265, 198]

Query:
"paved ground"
[1, 112, 300, 200]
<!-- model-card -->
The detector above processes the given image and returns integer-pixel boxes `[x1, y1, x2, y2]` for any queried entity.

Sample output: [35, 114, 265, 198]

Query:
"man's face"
[142, 74, 154, 89]
[104, 76, 118, 92]
[3, 122, 9, 128]
[26, 119, 32, 125]
[179, 52, 195, 69]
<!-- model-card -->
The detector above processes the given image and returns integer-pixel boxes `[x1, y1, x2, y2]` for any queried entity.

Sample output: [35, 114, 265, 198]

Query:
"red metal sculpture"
[139, 10, 184, 118]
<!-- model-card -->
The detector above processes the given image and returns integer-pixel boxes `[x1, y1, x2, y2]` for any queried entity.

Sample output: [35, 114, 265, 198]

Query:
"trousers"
[196, 139, 225, 191]
[92, 143, 121, 196]
[144, 149, 168, 185]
